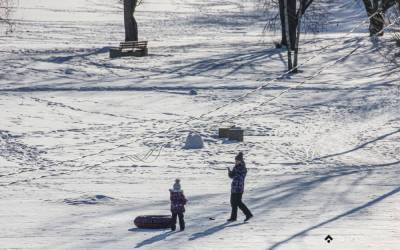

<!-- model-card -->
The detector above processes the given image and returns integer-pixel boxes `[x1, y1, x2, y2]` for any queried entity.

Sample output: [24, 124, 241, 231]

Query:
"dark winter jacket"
[228, 162, 247, 193]
[170, 191, 187, 213]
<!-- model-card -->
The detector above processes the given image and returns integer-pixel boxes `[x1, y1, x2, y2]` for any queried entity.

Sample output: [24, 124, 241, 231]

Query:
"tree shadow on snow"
[278, 129, 400, 166]
[237, 159, 400, 250]
[134, 230, 176, 248]
[267, 185, 400, 250]
[313, 128, 400, 162]
[249, 160, 400, 214]
[189, 222, 246, 241]
[167, 46, 286, 78]
[40, 47, 111, 64]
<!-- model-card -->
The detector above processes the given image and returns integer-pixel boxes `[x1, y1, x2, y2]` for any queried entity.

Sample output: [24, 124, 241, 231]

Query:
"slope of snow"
[0, 0, 399, 249]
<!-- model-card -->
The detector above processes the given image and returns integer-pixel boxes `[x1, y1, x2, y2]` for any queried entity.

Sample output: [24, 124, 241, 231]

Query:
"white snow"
[0, 0, 400, 249]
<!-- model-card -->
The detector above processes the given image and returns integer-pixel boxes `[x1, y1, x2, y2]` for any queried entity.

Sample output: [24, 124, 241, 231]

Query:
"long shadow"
[249, 160, 400, 214]
[277, 128, 400, 167]
[267, 185, 400, 250]
[134, 230, 176, 248]
[189, 222, 246, 241]
[188, 11, 266, 28]
[0, 85, 358, 93]
[314, 128, 400, 161]
[263, 77, 398, 119]
[249, 169, 362, 212]
[36, 47, 111, 64]
[168, 46, 285, 77]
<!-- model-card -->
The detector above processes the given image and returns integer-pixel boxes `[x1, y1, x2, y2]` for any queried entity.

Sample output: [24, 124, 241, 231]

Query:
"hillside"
[0, 0, 399, 249]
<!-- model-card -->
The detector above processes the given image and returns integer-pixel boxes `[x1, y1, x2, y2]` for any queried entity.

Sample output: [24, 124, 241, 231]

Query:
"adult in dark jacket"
[227, 152, 253, 222]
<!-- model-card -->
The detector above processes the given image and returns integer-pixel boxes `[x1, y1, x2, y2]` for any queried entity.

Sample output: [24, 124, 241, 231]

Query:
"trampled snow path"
[0, 0, 400, 249]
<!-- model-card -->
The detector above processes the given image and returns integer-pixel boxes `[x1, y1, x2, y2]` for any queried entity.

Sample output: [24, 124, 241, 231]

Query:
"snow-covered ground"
[0, 0, 399, 249]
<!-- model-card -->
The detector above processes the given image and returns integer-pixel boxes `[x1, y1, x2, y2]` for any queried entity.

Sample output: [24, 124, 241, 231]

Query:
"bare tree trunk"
[124, 0, 138, 41]
[293, 0, 304, 73]
[283, 0, 293, 70]
[279, 0, 287, 47]
[362, 0, 397, 36]
[277, 0, 314, 70]
[279, 0, 297, 49]
[288, 0, 297, 50]
[0, 0, 15, 34]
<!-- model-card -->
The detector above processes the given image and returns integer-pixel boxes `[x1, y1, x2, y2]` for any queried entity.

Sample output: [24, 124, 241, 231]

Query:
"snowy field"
[0, 0, 400, 249]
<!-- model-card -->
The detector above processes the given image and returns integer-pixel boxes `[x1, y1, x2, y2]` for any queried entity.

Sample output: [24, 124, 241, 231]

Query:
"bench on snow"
[218, 127, 244, 142]
[109, 41, 148, 58]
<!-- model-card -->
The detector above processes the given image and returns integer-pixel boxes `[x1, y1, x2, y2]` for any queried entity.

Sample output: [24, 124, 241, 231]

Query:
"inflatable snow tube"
[134, 215, 172, 229]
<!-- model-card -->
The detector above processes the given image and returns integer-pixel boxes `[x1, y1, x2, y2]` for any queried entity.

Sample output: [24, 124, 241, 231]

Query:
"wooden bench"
[109, 41, 148, 58]
[218, 127, 244, 142]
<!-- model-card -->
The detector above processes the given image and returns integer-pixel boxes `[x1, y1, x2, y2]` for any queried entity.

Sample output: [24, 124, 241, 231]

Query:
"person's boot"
[171, 225, 176, 231]
[227, 218, 236, 222]
[244, 214, 253, 222]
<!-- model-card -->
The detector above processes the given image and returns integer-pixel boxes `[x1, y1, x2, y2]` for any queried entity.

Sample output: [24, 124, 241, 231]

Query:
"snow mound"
[184, 132, 204, 149]
[63, 195, 115, 205]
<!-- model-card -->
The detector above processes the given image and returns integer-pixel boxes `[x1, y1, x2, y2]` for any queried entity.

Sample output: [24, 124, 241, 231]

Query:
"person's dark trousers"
[230, 193, 252, 220]
[171, 212, 185, 231]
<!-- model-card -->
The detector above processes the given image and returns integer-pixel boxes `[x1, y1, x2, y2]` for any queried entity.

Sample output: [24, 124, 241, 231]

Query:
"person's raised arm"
[228, 167, 235, 178]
